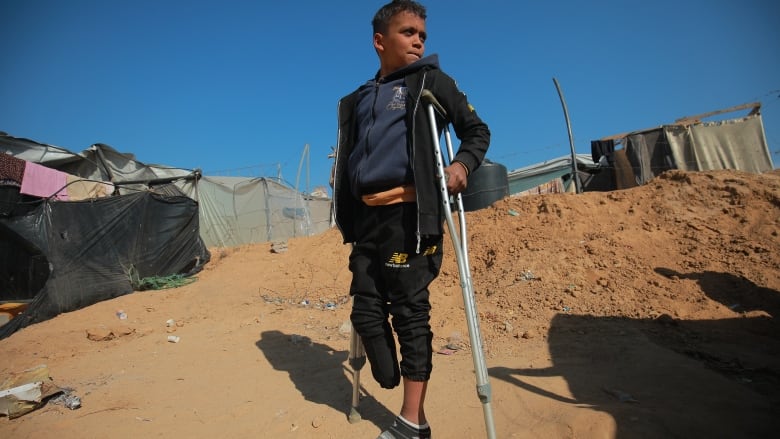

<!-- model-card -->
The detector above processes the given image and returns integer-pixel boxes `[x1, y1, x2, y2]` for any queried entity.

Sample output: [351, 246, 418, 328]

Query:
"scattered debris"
[289, 334, 311, 345]
[0, 302, 29, 327]
[518, 271, 536, 281]
[520, 329, 537, 339]
[262, 294, 350, 311]
[271, 241, 288, 253]
[86, 326, 135, 342]
[603, 387, 639, 403]
[49, 391, 81, 410]
[445, 332, 463, 350]
[311, 415, 325, 428]
[0, 365, 66, 419]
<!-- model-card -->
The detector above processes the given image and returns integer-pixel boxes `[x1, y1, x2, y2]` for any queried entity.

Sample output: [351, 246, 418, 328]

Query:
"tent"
[0, 133, 211, 339]
[195, 175, 331, 248]
[0, 132, 333, 247]
[0, 131, 331, 338]
[506, 103, 773, 197]
[506, 154, 601, 196]
[591, 102, 773, 189]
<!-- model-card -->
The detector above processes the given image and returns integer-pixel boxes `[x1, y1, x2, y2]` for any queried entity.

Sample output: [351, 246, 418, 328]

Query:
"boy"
[331, 1, 490, 437]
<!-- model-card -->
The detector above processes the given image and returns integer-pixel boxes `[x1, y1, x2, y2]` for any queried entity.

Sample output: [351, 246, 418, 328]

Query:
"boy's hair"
[372, 0, 427, 34]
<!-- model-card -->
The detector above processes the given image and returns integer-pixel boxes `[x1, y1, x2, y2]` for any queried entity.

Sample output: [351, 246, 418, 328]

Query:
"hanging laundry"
[65, 175, 115, 201]
[20, 162, 69, 200]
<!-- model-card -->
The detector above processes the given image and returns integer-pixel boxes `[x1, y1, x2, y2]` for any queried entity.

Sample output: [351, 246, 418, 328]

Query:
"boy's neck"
[378, 56, 429, 81]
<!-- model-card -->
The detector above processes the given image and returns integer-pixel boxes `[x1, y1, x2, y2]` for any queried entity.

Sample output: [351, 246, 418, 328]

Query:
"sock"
[398, 414, 429, 430]
[377, 415, 432, 439]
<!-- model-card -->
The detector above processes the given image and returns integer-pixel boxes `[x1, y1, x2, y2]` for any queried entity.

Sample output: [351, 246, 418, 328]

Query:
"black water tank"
[461, 159, 508, 212]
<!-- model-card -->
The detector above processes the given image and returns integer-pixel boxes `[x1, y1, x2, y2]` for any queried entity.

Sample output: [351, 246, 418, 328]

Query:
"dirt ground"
[1, 168, 779, 438]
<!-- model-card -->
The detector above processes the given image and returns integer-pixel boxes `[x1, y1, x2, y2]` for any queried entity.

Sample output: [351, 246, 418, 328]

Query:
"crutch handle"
[421, 89, 447, 119]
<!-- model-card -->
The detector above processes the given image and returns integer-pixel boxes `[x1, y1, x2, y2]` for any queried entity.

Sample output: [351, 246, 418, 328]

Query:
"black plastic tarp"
[0, 191, 210, 339]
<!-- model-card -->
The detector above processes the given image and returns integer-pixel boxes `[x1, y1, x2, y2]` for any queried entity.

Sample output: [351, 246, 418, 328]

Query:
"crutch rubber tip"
[348, 407, 362, 423]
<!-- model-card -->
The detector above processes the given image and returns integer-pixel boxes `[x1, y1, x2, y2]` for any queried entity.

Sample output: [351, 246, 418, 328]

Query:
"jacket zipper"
[410, 71, 428, 254]
[365, 80, 381, 156]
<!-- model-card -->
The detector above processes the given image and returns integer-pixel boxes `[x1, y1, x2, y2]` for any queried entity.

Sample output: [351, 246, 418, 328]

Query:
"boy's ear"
[373, 32, 384, 53]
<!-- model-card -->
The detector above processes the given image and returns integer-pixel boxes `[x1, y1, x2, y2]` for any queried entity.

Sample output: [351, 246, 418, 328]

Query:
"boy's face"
[374, 11, 426, 77]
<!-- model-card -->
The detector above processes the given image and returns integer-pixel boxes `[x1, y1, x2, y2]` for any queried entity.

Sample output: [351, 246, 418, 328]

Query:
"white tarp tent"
[194, 175, 331, 248]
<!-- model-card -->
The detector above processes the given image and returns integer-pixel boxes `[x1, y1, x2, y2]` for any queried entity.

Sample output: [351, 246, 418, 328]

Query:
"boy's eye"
[402, 29, 426, 43]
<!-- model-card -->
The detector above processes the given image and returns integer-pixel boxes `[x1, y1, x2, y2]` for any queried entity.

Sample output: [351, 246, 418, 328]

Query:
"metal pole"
[347, 322, 365, 424]
[422, 90, 497, 439]
[552, 77, 582, 193]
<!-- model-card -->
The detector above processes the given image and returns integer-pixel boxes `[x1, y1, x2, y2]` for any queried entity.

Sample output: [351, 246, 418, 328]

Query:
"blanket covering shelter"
[1, 133, 211, 339]
[0, 191, 208, 338]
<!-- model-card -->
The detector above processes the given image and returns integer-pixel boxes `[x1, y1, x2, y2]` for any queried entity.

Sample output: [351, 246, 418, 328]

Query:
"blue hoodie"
[348, 55, 440, 197]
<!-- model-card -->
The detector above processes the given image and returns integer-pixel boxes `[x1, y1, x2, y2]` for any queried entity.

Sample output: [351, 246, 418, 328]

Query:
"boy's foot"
[377, 416, 431, 439]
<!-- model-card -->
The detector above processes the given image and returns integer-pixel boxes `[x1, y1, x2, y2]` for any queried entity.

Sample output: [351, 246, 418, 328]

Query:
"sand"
[1, 168, 779, 438]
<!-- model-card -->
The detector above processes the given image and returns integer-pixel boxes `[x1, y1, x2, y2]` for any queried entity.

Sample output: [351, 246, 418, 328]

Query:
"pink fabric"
[20, 161, 69, 200]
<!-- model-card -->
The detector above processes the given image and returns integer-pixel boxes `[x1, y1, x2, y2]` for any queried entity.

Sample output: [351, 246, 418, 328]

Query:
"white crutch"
[348, 322, 366, 423]
[422, 89, 497, 439]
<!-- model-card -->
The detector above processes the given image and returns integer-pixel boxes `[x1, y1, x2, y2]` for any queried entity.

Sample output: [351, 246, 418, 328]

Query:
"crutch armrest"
[421, 89, 447, 119]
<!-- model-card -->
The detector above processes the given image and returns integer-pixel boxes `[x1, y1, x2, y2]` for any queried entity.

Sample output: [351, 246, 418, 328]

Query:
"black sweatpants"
[349, 202, 443, 388]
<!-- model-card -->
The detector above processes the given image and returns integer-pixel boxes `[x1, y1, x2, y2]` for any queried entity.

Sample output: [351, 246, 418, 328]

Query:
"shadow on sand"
[655, 267, 780, 317]
[256, 330, 394, 429]
[490, 268, 780, 438]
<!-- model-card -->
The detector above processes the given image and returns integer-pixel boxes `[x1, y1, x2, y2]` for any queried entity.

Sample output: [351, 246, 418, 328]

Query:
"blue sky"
[2, 0, 778, 194]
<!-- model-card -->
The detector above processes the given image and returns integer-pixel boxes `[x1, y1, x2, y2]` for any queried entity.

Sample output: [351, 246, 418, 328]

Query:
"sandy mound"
[2, 169, 779, 438]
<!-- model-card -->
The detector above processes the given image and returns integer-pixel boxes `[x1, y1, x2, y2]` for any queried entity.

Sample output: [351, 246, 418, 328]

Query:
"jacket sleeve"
[332, 92, 359, 244]
[432, 72, 491, 174]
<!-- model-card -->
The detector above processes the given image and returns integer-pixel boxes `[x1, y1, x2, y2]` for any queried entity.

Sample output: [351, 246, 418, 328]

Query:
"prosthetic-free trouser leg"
[349, 203, 440, 385]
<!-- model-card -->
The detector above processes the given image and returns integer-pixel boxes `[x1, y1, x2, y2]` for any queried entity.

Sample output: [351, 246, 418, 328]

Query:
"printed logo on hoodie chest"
[386, 86, 407, 111]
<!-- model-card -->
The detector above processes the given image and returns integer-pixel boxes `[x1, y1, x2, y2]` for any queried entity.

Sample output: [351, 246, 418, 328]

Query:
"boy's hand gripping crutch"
[422, 89, 497, 439]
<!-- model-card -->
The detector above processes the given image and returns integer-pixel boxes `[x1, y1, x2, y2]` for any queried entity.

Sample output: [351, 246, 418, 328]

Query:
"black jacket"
[333, 60, 490, 247]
